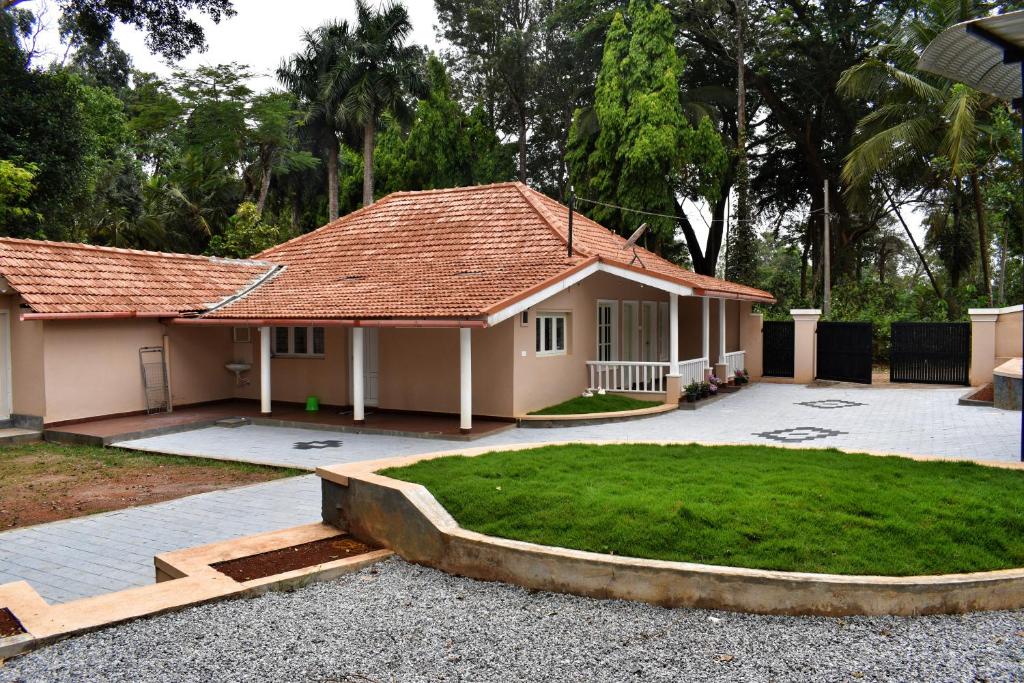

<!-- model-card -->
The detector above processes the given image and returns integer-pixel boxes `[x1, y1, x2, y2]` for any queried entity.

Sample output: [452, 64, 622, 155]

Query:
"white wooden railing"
[723, 351, 745, 379]
[587, 361, 672, 393]
[677, 357, 708, 387]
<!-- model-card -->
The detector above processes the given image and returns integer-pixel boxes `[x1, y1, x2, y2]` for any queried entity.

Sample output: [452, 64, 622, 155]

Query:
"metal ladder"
[139, 346, 170, 413]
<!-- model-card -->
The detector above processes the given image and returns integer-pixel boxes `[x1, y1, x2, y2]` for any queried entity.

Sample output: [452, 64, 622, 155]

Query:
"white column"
[718, 298, 727, 364]
[701, 297, 710, 366]
[460, 327, 472, 432]
[669, 293, 679, 371]
[259, 326, 271, 414]
[352, 327, 364, 423]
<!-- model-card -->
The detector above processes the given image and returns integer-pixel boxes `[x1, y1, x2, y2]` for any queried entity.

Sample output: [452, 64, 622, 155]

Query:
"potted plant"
[700, 381, 710, 399]
[734, 369, 747, 385]
[685, 381, 700, 402]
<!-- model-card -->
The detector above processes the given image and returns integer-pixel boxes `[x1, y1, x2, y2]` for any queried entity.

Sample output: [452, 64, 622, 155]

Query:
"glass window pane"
[293, 326, 308, 355]
[274, 327, 289, 354]
[535, 317, 542, 352]
[544, 317, 553, 352]
[555, 317, 565, 350]
[312, 327, 325, 355]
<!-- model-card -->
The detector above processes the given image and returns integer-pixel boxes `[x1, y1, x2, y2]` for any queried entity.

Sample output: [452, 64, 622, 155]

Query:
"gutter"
[199, 263, 286, 316]
[170, 318, 488, 329]
[20, 311, 181, 321]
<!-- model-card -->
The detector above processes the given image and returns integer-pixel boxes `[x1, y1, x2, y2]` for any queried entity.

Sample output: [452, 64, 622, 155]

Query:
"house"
[0, 182, 773, 432]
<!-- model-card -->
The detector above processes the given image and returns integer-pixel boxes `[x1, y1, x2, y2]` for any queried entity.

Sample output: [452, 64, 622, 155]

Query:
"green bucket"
[305, 395, 320, 412]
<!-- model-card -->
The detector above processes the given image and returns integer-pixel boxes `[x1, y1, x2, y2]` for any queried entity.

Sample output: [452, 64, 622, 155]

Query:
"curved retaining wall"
[317, 443, 1024, 617]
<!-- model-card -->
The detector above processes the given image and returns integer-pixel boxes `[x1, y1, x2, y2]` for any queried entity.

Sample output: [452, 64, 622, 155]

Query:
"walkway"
[1, 383, 1018, 604]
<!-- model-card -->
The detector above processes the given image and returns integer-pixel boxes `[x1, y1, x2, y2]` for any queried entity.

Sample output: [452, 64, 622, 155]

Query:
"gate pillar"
[791, 309, 821, 384]
[968, 309, 999, 387]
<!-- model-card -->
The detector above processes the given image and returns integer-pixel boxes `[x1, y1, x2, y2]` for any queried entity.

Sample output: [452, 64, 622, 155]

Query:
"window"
[520, 310, 529, 327]
[272, 326, 325, 357]
[232, 327, 251, 343]
[535, 313, 567, 356]
[596, 300, 617, 361]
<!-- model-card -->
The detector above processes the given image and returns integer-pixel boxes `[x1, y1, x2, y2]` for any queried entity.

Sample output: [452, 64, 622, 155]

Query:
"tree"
[245, 92, 318, 214]
[279, 21, 355, 222]
[436, 0, 542, 182]
[567, 0, 727, 256]
[374, 56, 514, 194]
[0, 159, 40, 226]
[206, 201, 293, 258]
[2, 0, 236, 60]
[325, 0, 427, 206]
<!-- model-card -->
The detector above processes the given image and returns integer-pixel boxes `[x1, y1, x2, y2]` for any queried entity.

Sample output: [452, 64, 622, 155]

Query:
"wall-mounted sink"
[225, 362, 252, 374]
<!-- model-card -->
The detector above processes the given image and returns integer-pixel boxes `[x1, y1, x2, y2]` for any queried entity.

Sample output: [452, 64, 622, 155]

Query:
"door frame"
[596, 299, 618, 361]
[0, 310, 11, 419]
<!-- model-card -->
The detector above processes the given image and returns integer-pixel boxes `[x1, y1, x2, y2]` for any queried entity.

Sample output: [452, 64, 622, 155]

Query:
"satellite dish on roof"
[622, 223, 648, 249]
[621, 223, 647, 268]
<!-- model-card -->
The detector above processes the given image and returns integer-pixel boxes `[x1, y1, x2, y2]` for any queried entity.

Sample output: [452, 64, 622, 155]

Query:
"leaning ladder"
[139, 346, 170, 414]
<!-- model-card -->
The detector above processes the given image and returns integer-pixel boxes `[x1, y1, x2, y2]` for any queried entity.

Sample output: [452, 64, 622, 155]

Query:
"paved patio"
[0, 383, 1019, 604]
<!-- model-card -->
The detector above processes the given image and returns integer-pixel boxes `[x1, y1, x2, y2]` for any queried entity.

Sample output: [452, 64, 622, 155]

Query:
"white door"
[641, 301, 657, 362]
[621, 301, 638, 361]
[596, 300, 617, 361]
[364, 327, 379, 407]
[0, 311, 10, 420]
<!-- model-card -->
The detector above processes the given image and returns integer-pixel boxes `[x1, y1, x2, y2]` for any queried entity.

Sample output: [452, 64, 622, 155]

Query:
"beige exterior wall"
[234, 326, 351, 407]
[5, 295, 45, 419]
[995, 307, 1022, 363]
[378, 324, 514, 418]
[970, 305, 1023, 387]
[165, 325, 236, 407]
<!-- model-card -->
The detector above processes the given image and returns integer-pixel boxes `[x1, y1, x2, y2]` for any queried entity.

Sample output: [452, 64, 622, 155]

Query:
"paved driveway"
[118, 383, 1021, 467]
[1, 383, 1018, 604]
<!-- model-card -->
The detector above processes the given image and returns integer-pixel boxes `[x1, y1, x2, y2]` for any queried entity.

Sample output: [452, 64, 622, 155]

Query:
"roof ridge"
[0, 236, 273, 266]
[513, 184, 593, 259]
[388, 181, 524, 198]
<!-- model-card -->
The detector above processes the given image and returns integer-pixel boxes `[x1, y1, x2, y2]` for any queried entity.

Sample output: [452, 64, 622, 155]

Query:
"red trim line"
[170, 317, 488, 329]
[20, 311, 182, 321]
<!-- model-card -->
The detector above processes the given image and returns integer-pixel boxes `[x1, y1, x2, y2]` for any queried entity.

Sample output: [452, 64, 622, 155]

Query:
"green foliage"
[206, 202, 294, 259]
[0, 159, 40, 225]
[384, 443, 1024, 576]
[567, 1, 726, 253]
[374, 58, 514, 194]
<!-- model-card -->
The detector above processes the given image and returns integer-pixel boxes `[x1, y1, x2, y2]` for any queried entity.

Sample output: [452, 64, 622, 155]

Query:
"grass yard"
[527, 393, 661, 415]
[0, 442, 304, 530]
[382, 443, 1024, 576]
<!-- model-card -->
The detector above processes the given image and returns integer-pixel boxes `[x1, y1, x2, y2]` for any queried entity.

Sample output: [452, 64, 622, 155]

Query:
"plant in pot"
[685, 381, 700, 402]
[734, 369, 746, 385]
[700, 381, 710, 399]
[708, 375, 720, 396]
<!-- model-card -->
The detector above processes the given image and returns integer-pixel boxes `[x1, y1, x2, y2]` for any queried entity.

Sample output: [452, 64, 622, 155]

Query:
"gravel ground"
[1, 559, 1022, 683]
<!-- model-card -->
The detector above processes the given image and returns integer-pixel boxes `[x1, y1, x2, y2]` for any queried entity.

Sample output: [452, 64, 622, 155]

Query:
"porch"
[586, 292, 748, 398]
[43, 399, 515, 446]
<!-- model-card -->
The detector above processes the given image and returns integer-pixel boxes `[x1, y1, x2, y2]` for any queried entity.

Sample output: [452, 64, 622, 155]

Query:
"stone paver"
[1, 383, 1018, 604]
[118, 383, 1021, 468]
[0, 476, 319, 604]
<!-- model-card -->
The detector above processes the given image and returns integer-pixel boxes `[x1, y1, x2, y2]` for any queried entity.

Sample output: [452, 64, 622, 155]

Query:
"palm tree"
[837, 0, 1003, 299]
[327, 0, 427, 206]
[278, 21, 353, 222]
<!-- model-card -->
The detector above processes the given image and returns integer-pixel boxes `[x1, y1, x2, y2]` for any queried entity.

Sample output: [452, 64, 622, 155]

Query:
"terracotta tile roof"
[208, 182, 773, 321]
[0, 238, 277, 316]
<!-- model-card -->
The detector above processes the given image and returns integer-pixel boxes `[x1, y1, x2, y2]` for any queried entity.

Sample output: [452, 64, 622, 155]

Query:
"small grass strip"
[382, 443, 1024, 576]
[527, 394, 661, 416]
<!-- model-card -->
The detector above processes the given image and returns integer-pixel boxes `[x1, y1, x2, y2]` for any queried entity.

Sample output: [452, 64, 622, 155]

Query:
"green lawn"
[381, 443, 1024, 576]
[527, 393, 661, 415]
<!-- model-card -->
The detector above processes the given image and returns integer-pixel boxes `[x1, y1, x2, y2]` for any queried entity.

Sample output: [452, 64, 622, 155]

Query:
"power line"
[575, 195, 767, 225]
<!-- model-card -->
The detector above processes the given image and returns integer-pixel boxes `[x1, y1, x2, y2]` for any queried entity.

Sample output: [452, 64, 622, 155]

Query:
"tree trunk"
[517, 109, 528, 183]
[970, 172, 991, 301]
[327, 137, 339, 222]
[363, 121, 375, 207]
[998, 228, 1007, 305]
[256, 164, 272, 215]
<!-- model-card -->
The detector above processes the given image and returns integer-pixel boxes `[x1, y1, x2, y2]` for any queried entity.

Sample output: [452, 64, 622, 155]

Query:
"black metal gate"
[816, 322, 873, 384]
[763, 321, 794, 378]
[890, 322, 970, 385]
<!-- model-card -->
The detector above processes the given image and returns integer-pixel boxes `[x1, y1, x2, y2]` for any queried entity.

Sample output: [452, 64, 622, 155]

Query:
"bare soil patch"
[0, 608, 25, 638]
[211, 536, 379, 582]
[0, 443, 302, 531]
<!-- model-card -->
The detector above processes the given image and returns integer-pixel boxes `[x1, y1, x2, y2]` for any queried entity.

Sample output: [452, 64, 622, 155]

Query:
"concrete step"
[0, 428, 42, 446]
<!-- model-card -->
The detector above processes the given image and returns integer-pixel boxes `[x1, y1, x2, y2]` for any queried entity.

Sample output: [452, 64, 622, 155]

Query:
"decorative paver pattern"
[753, 426, 848, 443]
[795, 399, 866, 409]
[0, 383, 1019, 604]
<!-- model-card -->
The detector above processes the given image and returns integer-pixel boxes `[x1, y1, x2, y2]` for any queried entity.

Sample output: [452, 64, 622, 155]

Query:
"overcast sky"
[29, 0, 925, 252]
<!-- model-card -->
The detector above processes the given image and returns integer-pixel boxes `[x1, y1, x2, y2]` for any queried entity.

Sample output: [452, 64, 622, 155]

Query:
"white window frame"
[535, 312, 568, 357]
[596, 300, 618, 362]
[272, 326, 325, 358]
[232, 326, 251, 343]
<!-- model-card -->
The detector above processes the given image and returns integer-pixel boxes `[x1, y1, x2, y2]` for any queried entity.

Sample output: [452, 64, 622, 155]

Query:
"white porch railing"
[587, 361, 671, 393]
[723, 351, 745, 379]
[677, 357, 708, 387]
